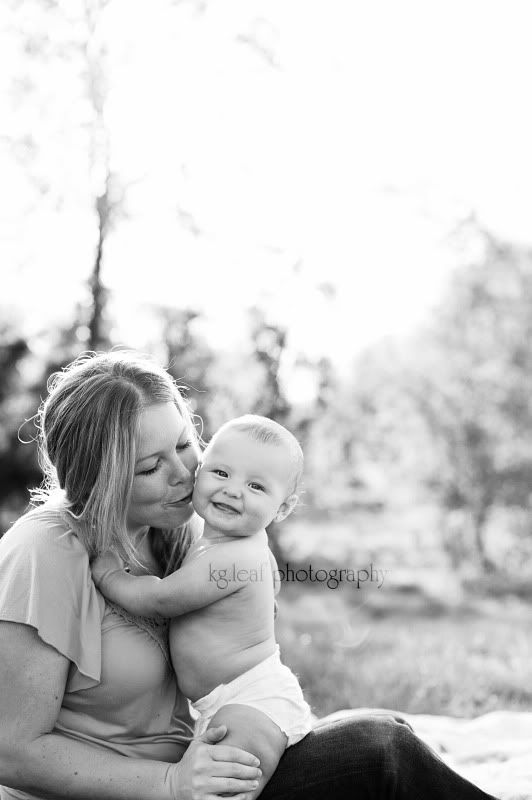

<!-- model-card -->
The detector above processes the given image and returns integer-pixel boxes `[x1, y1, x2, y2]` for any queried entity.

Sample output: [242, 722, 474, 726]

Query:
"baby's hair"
[209, 414, 304, 495]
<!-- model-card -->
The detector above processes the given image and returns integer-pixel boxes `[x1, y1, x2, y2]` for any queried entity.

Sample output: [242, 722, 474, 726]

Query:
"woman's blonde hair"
[34, 350, 199, 570]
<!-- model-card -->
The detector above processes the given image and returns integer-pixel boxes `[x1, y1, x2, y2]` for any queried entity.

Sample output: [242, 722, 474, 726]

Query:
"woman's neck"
[127, 526, 150, 548]
[126, 527, 163, 577]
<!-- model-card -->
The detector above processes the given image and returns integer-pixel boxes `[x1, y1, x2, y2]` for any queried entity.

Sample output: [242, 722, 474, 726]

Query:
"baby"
[92, 415, 312, 797]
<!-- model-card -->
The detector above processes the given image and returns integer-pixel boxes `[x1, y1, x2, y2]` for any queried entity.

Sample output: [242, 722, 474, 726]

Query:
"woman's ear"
[273, 494, 298, 524]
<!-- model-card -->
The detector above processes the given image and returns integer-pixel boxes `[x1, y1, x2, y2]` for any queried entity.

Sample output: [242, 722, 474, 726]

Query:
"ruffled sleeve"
[0, 505, 103, 692]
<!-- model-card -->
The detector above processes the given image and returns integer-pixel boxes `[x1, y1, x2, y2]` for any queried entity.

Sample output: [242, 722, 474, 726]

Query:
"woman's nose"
[168, 453, 193, 485]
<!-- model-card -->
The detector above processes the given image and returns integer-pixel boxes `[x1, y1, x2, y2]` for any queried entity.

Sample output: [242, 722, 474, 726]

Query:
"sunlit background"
[2, 0, 532, 726]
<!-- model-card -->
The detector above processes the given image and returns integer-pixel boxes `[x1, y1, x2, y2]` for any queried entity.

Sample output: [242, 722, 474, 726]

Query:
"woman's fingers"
[208, 761, 262, 780]
[206, 795, 252, 800]
[209, 745, 261, 767]
[169, 739, 261, 800]
[201, 724, 227, 744]
[208, 795, 251, 800]
[167, 754, 259, 800]
[208, 776, 260, 795]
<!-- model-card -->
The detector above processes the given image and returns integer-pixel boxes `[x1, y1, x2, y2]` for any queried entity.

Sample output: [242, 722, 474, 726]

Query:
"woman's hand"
[166, 725, 262, 800]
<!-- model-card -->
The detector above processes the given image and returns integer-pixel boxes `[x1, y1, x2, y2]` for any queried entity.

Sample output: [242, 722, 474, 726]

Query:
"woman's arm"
[0, 621, 261, 800]
[0, 621, 171, 800]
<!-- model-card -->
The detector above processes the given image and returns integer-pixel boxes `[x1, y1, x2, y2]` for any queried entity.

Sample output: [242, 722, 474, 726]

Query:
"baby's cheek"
[191, 486, 203, 511]
[196, 473, 215, 496]
[191, 479, 204, 500]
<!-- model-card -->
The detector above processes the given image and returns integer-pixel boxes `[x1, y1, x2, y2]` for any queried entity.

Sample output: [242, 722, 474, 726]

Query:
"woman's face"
[126, 402, 200, 538]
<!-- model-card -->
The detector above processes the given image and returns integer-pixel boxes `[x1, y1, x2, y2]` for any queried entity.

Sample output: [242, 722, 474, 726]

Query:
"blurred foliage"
[277, 584, 532, 717]
[282, 221, 532, 584]
[0, 223, 531, 586]
[5, 0, 122, 352]
[3, 0, 532, 588]
[3, 221, 532, 592]
[404, 224, 532, 575]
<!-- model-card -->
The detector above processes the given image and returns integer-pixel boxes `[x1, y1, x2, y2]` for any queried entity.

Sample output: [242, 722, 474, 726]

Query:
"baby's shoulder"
[206, 533, 266, 560]
[229, 532, 270, 565]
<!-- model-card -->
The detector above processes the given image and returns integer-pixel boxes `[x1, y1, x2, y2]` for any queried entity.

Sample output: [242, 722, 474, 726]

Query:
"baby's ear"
[274, 494, 298, 524]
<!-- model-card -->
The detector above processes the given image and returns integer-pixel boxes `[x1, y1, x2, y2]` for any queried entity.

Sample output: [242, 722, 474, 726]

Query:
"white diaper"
[191, 646, 312, 747]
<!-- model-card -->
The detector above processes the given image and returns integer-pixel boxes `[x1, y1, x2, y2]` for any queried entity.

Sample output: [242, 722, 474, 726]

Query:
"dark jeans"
[261, 714, 500, 800]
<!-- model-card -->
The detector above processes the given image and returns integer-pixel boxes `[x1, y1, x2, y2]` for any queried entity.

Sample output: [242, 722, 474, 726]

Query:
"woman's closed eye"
[176, 439, 192, 452]
[139, 460, 161, 476]
[138, 441, 192, 476]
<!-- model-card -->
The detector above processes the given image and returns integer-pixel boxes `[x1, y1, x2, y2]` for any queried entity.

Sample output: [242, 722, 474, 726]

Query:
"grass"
[275, 582, 532, 719]
[274, 506, 532, 719]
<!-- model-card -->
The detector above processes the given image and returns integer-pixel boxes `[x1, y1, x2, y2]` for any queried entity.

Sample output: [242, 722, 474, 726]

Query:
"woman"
[0, 351, 498, 800]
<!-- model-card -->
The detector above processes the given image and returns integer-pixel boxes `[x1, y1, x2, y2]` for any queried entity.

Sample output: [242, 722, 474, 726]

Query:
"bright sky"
[2, 0, 532, 374]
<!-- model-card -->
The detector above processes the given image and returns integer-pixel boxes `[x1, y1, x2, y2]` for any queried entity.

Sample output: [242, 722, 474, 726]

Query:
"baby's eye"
[249, 482, 265, 492]
[213, 469, 228, 477]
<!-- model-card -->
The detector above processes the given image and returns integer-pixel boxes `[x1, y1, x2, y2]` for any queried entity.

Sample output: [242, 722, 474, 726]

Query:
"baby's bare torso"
[169, 533, 277, 701]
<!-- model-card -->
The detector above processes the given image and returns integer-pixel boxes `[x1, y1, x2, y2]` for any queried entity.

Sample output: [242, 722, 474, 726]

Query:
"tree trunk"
[471, 503, 496, 573]
[87, 188, 109, 350]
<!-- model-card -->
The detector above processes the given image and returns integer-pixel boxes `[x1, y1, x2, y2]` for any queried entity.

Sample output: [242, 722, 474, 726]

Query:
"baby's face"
[192, 430, 295, 536]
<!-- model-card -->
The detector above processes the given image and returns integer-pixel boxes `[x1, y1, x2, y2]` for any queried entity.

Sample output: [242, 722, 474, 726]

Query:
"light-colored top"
[0, 501, 193, 800]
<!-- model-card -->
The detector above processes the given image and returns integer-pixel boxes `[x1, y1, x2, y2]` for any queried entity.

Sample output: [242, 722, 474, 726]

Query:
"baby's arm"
[92, 542, 258, 618]
[91, 551, 161, 616]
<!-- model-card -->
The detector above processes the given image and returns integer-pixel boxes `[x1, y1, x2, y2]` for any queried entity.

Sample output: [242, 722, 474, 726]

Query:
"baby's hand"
[91, 550, 125, 589]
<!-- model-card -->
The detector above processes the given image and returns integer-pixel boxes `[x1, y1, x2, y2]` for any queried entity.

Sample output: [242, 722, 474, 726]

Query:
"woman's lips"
[165, 492, 193, 507]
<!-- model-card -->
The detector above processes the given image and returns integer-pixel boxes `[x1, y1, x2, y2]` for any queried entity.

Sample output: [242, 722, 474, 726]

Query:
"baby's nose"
[223, 483, 242, 497]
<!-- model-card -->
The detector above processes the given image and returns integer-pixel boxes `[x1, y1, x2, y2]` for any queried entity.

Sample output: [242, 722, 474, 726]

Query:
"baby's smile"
[211, 500, 242, 515]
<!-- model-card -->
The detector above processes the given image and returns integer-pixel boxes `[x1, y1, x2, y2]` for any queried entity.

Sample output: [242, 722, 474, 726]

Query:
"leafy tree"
[0, 304, 99, 526]
[156, 306, 215, 440]
[0, 321, 40, 522]
[248, 306, 289, 422]
[5, 0, 122, 351]
[246, 307, 292, 560]
[404, 222, 532, 572]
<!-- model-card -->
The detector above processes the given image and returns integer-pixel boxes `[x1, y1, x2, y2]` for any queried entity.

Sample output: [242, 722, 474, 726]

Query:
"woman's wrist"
[162, 761, 182, 800]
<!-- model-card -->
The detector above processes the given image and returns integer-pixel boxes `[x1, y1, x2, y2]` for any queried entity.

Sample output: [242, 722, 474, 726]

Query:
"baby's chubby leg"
[207, 703, 287, 799]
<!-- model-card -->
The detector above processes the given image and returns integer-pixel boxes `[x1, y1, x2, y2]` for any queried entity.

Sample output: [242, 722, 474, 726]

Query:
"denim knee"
[350, 715, 412, 777]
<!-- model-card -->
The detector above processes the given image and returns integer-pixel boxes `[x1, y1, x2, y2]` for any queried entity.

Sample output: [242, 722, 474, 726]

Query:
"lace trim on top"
[105, 599, 172, 667]
[104, 601, 197, 744]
